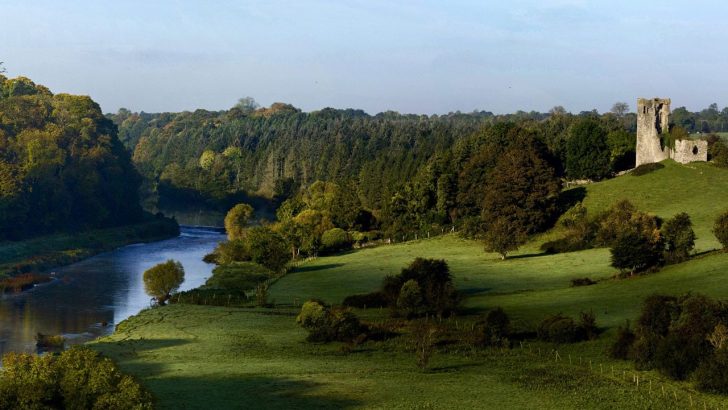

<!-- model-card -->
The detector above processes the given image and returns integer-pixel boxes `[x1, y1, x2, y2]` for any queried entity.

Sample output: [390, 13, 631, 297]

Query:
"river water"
[0, 226, 225, 355]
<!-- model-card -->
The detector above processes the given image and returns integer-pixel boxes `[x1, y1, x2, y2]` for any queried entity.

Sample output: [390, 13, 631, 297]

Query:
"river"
[0, 226, 225, 355]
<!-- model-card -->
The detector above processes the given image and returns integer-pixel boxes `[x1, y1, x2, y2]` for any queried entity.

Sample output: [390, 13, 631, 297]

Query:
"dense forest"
[0, 76, 145, 240]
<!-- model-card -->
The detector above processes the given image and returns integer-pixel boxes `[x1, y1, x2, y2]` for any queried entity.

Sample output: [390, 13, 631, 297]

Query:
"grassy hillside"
[580, 160, 728, 251]
[92, 161, 728, 408]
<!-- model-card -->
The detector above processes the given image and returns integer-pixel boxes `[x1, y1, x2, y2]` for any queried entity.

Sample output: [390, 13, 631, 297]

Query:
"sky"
[2, 0, 727, 115]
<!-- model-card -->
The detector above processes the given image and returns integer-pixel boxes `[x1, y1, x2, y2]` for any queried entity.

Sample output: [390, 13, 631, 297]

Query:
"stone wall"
[672, 139, 708, 164]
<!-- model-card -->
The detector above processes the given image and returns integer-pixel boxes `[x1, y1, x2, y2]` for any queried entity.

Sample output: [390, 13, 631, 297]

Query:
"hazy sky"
[2, 0, 727, 114]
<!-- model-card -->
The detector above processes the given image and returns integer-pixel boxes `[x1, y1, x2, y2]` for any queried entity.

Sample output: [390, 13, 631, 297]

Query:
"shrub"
[203, 262, 271, 292]
[661, 212, 695, 264]
[397, 280, 424, 319]
[342, 291, 387, 308]
[255, 283, 269, 307]
[570, 277, 596, 287]
[382, 258, 459, 317]
[410, 321, 439, 370]
[320, 228, 352, 254]
[630, 162, 664, 176]
[482, 307, 510, 346]
[296, 300, 366, 343]
[713, 210, 728, 250]
[609, 322, 636, 359]
[694, 347, 728, 393]
[35, 333, 65, 349]
[208, 239, 248, 265]
[537, 312, 598, 343]
[537, 314, 579, 343]
[246, 226, 290, 273]
[610, 231, 663, 275]
[0, 347, 153, 410]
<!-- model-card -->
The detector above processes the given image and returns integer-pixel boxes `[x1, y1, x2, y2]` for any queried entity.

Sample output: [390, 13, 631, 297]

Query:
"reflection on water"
[0, 226, 224, 355]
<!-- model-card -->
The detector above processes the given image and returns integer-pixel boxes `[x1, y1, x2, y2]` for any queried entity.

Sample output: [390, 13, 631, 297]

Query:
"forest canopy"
[0, 75, 144, 240]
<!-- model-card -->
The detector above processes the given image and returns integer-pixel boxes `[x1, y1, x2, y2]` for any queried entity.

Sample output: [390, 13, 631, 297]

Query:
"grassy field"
[91, 160, 728, 408]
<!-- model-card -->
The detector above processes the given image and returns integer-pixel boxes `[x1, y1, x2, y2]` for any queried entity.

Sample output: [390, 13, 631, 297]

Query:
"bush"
[609, 322, 636, 359]
[296, 300, 366, 343]
[630, 162, 664, 176]
[342, 291, 387, 308]
[320, 228, 352, 254]
[610, 231, 663, 275]
[537, 314, 579, 343]
[207, 239, 248, 265]
[570, 277, 596, 287]
[0, 347, 153, 410]
[713, 210, 728, 250]
[537, 312, 598, 343]
[381, 258, 459, 317]
[203, 262, 271, 292]
[410, 321, 439, 370]
[695, 344, 728, 393]
[35, 333, 65, 349]
[397, 280, 424, 319]
[482, 307, 510, 346]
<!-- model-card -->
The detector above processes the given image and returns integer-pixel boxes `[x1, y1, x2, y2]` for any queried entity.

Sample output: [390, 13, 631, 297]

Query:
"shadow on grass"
[293, 263, 345, 273]
[93, 338, 362, 409]
[506, 252, 549, 260]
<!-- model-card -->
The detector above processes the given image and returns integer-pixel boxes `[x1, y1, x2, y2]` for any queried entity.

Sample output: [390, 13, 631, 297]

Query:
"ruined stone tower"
[635, 97, 707, 166]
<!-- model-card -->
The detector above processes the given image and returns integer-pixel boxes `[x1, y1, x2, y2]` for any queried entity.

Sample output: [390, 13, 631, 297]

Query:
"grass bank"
[0, 215, 179, 282]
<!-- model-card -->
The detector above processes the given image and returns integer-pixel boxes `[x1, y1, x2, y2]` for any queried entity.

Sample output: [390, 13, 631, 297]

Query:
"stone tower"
[635, 97, 707, 166]
[636, 98, 671, 166]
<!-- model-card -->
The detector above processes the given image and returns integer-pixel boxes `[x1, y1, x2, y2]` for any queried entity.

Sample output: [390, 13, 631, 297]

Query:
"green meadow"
[92, 160, 728, 409]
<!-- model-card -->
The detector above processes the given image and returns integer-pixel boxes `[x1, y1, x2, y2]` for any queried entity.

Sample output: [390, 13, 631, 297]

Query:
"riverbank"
[0, 214, 179, 288]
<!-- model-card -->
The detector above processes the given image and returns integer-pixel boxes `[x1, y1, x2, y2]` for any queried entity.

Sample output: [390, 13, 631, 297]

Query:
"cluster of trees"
[543, 199, 698, 275]
[0, 76, 144, 240]
[112, 101, 640, 228]
[0, 347, 153, 409]
[611, 294, 728, 393]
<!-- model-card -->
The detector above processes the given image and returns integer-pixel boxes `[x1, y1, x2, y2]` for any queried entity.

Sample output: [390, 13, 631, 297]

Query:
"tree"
[483, 217, 525, 260]
[565, 118, 611, 180]
[234, 96, 259, 113]
[245, 226, 290, 273]
[610, 232, 663, 275]
[143, 260, 184, 305]
[661, 212, 695, 263]
[481, 138, 561, 237]
[611, 102, 629, 117]
[224, 203, 254, 240]
[713, 210, 728, 250]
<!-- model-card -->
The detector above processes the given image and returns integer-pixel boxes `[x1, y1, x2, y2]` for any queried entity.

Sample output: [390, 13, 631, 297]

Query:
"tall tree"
[566, 118, 611, 180]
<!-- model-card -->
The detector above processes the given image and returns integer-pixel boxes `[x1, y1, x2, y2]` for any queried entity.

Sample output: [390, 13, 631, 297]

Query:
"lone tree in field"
[713, 210, 728, 250]
[143, 260, 185, 305]
[661, 212, 696, 263]
[225, 203, 254, 240]
[483, 217, 525, 260]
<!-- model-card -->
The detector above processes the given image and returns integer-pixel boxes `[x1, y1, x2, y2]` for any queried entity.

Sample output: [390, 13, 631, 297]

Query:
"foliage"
[569, 277, 596, 287]
[382, 258, 459, 317]
[609, 322, 636, 359]
[255, 283, 269, 307]
[482, 307, 510, 347]
[203, 262, 271, 292]
[0, 76, 144, 240]
[410, 321, 439, 370]
[224, 203, 254, 240]
[341, 291, 388, 308]
[320, 227, 352, 254]
[246, 226, 290, 273]
[565, 118, 611, 180]
[610, 231, 664, 275]
[537, 312, 598, 343]
[397, 280, 424, 319]
[0, 347, 152, 410]
[296, 300, 365, 343]
[713, 210, 728, 250]
[661, 212, 695, 264]
[483, 217, 526, 260]
[631, 162, 664, 176]
[143, 259, 185, 305]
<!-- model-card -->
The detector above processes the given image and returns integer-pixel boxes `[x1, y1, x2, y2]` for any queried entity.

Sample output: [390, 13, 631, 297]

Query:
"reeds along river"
[0, 226, 225, 356]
